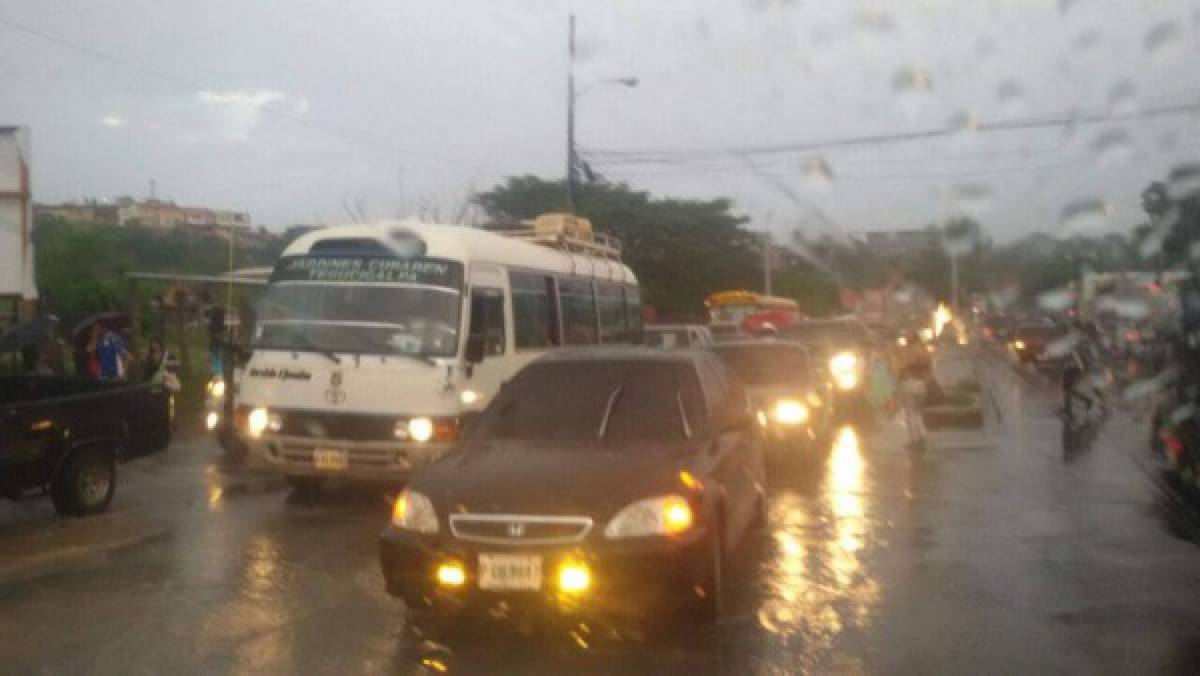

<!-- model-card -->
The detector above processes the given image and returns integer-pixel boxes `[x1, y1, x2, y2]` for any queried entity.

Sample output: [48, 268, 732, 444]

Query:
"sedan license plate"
[313, 449, 348, 471]
[478, 553, 542, 590]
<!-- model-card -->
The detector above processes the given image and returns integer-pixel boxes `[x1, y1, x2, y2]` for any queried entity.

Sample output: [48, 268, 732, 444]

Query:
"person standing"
[208, 305, 226, 378]
[142, 336, 165, 381]
[96, 326, 129, 381]
[899, 360, 928, 451]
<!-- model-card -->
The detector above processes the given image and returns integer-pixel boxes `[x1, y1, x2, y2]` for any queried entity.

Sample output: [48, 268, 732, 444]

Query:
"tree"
[32, 215, 281, 329]
[475, 176, 762, 318]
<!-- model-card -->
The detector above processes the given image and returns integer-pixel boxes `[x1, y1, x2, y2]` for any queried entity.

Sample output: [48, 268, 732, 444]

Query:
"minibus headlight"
[246, 407, 269, 438]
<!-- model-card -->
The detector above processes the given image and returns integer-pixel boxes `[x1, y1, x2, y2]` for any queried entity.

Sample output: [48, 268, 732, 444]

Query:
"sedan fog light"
[436, 562, 466, 587]
[558, 561, 591, 594]
[205, 412, 219, 431]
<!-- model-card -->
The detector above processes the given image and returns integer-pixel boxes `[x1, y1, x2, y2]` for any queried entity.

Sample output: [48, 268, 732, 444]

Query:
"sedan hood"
[745, 384, 811, 407]
[413, 441, 687, 518]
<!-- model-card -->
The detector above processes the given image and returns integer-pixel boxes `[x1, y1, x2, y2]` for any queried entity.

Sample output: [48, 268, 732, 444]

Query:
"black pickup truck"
[1, 376, 171, 516]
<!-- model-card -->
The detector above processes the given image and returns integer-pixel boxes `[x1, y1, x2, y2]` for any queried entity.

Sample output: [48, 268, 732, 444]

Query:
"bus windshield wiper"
[597, 384, 625, 439]
[291, 334, 341, 364]
[390, 352, 437, 367]
[351, 332, 437, 367]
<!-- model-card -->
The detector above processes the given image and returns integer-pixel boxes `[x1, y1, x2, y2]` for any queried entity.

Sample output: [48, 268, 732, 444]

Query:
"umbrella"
[71, 311, 131, 340]
[0, 315, 61, 353]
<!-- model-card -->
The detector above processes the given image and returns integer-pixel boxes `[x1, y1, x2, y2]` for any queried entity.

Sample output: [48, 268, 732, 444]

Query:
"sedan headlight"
[772, 399, 809, 425]
[829, 351, 860, 390]
[391, 490, 439, 533]
[206, 379, 226, 399]
[604, 495, 694, 538]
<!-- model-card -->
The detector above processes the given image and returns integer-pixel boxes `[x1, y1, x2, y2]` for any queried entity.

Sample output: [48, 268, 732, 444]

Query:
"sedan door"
[697, 357, 763, 549]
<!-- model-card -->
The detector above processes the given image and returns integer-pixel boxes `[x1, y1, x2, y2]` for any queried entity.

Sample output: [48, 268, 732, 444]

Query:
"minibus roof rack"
[484, 213, 623, 261]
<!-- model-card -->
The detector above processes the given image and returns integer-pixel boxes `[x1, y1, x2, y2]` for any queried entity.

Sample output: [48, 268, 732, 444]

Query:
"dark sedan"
[781, 319, 872, 413]
[379, 348, 766, 624]
[712, 340, 833, 451]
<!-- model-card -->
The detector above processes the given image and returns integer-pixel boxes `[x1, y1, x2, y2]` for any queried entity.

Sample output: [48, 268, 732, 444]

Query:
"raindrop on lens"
[1096, 295, 1150, 320]
[1167, 163, 1200, 201]
[1091, 128, 1132, 165]
[1059, 199, 1112, 232]
[853, 8, 895, 34]
[1037, 288, 1075, 312]
[952, 183, 992, 217]
[800, 156, 835, 191]
[1071, 30, 1102, 52]
[1044, 332, 1081, 359]
[1144, 21, 1182, 62]
[1106, 81, 1137, 115]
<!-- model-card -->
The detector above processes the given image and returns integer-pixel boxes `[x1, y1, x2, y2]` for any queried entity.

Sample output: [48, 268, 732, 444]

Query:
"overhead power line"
[0, 13, 445, 162]
[588, 98, 1200, 163]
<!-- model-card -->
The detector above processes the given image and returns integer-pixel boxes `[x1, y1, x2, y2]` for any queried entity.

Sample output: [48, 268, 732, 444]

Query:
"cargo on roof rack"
[484, 213, 622, 261]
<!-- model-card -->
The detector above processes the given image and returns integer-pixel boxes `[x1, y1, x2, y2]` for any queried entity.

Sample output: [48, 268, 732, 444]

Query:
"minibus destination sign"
[273, 256, 463, 287]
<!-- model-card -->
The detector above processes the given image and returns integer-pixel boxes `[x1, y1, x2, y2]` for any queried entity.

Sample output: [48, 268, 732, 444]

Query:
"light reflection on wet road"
[5, 351, 1200, 674]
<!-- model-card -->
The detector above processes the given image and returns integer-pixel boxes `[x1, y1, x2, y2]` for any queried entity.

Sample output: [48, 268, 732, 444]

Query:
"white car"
[644, 324, 714, 350]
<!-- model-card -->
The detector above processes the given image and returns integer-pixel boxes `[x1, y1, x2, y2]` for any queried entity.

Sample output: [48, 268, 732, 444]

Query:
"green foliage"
[32, 215, 280, 328]
[476, 176, 763, 318]
[772, 269, 841, 316]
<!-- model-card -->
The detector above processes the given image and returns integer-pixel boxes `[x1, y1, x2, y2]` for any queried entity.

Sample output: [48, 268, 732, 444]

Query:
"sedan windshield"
[645, 328, 688, 349]
[254, 282, 461, 357]
[473, 360, 706, 445]
[781, 323, 865, 352]
[714, 344, 810, 386]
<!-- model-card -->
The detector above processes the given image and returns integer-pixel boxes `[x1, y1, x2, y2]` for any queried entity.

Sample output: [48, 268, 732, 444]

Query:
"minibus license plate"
[314, 450, 348, 470]
[478, 554, 542, 590]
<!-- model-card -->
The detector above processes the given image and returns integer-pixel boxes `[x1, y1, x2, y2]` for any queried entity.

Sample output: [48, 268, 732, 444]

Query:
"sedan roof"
[536, 346, 709, 365]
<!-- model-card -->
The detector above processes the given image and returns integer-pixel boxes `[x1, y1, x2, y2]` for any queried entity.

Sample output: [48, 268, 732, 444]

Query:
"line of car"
[378, 319, 878, 628]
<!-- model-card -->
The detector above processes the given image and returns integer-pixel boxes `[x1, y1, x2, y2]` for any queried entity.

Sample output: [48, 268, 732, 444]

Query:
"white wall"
[0, 126, 36, 301]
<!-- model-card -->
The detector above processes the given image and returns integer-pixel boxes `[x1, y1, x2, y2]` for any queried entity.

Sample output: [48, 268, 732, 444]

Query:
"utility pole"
[566, 14, 577, 212]
[762, 233, 774, 295]
[950, 251, 959, 316]
[225, 224, 235, 310]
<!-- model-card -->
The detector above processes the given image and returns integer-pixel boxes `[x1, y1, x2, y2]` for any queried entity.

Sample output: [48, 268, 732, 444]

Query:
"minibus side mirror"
[465, 335, 485, 365]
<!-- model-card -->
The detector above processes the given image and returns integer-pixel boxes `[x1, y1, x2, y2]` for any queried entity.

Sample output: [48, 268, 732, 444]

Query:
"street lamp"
[567, 14, 637, 210]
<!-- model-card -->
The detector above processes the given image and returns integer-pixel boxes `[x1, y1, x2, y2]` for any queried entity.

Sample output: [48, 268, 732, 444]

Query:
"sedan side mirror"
[716, 409, 753, 433]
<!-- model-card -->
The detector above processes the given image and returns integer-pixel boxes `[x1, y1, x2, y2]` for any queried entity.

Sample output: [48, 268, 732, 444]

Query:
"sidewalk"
[0, 507, 168, 584]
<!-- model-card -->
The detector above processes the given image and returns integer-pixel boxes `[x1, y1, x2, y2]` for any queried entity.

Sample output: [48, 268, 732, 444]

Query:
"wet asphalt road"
[4, 348, 1200, 674]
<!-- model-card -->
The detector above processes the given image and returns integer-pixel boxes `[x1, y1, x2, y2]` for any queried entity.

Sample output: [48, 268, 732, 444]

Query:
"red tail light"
[1162, 431, 1184, 460]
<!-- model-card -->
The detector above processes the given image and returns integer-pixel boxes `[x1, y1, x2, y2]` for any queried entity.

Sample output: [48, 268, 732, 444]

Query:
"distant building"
[37, 195, 251, 233]
[862, 229, 938, 258]
[1, 125, 37, 325]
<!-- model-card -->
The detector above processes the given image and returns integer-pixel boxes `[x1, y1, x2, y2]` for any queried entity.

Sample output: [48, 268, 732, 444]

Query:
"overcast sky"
[3, 0, 1199, 241]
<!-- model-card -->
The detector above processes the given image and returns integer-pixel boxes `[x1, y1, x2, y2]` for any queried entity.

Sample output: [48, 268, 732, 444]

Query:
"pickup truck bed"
[1, 375, 171, 516]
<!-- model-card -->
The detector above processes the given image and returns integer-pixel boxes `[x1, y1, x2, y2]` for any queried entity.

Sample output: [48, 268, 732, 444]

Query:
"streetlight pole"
[763, 234, 774, 296]
[566, 14, 577, 211]
[565, 14, 636, 213]
[950, 251, 959, 316]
